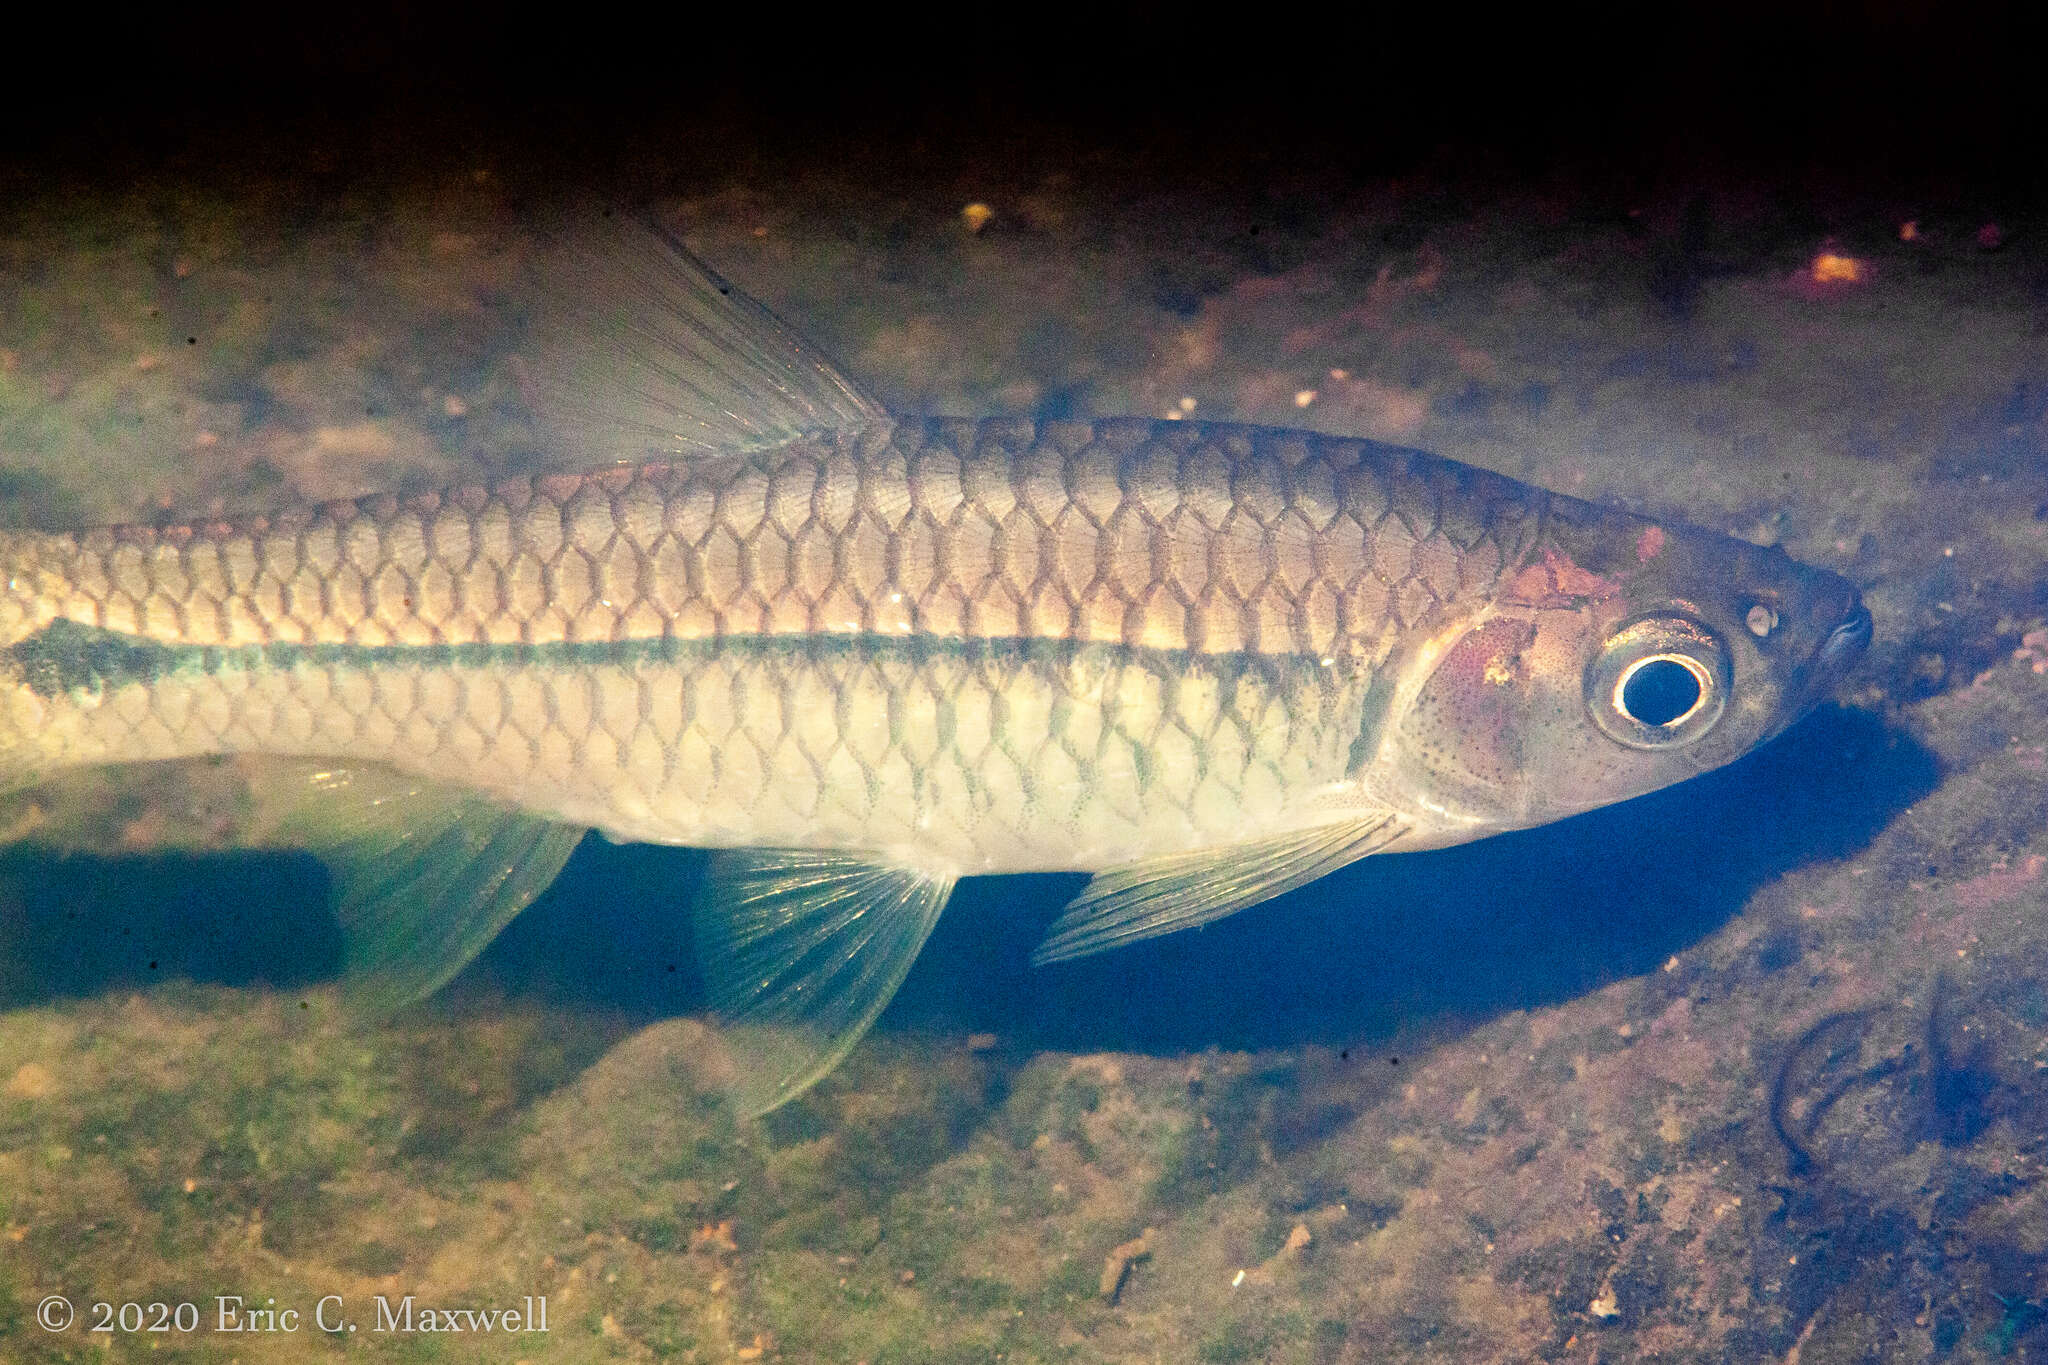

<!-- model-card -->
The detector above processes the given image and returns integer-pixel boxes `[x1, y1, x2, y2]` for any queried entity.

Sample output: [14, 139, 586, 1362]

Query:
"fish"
[0, 215, 1871, 1115]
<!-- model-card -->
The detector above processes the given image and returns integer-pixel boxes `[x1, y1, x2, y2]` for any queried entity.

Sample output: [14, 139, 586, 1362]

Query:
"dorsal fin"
[524, 209, 886, 463]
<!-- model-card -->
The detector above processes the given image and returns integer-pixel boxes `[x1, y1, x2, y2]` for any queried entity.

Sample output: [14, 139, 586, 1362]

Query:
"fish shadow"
[0, 704, 1936, 1071]
[883, 702, 1939, 1055]
[0, 843, 338, 1002]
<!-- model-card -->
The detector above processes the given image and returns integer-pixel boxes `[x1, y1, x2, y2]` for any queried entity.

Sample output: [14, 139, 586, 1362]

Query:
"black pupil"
[1622, 658, 1702, 727]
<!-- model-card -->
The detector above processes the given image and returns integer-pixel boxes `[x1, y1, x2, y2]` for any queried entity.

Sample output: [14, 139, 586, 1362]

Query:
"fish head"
[1363, 496, 1870, 842]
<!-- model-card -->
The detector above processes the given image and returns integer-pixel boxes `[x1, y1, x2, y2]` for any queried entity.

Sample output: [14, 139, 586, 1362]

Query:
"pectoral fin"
[1030, 814, 1408, 965]
[246, 762, 585, 1011]
[695, 849, 954, 1118]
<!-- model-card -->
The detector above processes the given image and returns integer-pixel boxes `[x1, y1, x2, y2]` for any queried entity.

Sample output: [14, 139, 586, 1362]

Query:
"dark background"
[6, 3, 2045, 202]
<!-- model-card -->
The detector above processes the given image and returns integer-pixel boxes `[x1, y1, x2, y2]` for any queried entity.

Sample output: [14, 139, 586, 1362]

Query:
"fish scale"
[0, 416, 1503, 869]
[1, 416, 1543, 663]
[56, 635, 1335, 867]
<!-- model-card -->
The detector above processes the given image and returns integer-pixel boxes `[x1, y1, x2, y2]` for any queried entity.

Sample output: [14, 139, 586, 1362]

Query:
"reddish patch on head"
[1636, 525, 1666, 562]
[1438, 618, 1537, 692]
[1505, 547, 1623, 607]
[1411, 618, 1540, 786]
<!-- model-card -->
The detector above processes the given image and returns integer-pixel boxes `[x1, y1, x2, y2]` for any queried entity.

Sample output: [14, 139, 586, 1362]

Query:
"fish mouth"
[1822, 599, 1873, 670]
[1802, 595, 1872, 704]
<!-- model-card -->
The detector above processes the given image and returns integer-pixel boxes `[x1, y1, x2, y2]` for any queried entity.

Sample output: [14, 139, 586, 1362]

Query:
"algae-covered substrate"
[5, 145, 2048, 1361]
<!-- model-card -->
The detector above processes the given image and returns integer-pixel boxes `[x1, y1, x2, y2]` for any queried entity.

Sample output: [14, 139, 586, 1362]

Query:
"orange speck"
[690, 1219, 738, 1255]
[1809, 251, 1863, 285]
[1636, 525, 1666, 562]
[1899, 220, 1920, 242]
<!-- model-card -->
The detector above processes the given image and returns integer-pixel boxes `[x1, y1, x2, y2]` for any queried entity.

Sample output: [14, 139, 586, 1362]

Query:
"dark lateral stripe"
[4, 618, 1320, 700]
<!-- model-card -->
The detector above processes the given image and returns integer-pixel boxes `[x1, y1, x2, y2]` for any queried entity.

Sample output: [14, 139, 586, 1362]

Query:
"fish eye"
[1586, 614, 1732, 749]
[1617, 654, 1707, 727]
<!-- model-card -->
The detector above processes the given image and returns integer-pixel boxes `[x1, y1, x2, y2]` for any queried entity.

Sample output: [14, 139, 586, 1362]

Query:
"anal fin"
[246, 762, 585, 1011]
[1030, 813, 1408, 965]
[696, 849, 954, 1118]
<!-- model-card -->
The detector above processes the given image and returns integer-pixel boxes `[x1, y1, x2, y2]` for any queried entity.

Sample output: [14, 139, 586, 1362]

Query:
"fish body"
[0, 220, 1871, 1113]
[0, 420, 1538, 868]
